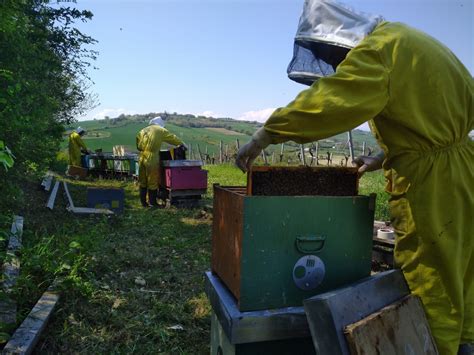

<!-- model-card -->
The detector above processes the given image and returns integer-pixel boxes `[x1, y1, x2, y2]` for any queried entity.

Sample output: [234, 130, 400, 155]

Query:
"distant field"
[63, 121, 253, 153]
[205, 127, 245, 136]
[64, 115, 380, 157]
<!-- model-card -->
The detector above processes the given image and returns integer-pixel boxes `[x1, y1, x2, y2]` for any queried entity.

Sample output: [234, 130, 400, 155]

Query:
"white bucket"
[377, 228, 395, 240]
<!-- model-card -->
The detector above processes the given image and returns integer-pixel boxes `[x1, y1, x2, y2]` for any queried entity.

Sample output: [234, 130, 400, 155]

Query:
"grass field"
[65, 115, 380, 158]
[9, 164, 389, 354]
[64, 122, 253, 154]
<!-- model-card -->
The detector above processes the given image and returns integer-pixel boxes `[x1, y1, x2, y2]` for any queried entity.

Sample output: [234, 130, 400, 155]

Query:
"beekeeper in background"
[136, 116, 184, 208]
[68, 127, 89, 167]
[236, 0, 473, 353]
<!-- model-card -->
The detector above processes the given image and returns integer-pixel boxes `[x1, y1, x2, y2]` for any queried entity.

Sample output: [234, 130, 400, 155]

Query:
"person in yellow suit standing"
[68, 127, 89, 167]
[136, 116, 184, 207]
[236, 1, 473, 353]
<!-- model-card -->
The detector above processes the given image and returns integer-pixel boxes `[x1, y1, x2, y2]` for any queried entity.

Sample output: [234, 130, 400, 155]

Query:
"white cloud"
[236, 108, 276, 123]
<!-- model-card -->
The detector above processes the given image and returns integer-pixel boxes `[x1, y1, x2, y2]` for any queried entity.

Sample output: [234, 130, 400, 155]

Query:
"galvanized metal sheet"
[205, 271, 311, 344]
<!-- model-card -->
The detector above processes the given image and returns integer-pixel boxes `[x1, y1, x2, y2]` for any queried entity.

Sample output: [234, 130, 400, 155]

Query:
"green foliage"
[0, 140, 14, 170]
[359, 171, 390, 221]
[0, 0, 97, 210]
[205, 164, 247, 194]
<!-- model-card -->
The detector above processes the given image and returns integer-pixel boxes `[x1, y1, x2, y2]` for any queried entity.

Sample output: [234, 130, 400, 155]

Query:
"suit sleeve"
[163, 131, 183, 146]
[264, 41, 390, 144]
[76, 135, 88, 150]
[136, 132, 142, 151]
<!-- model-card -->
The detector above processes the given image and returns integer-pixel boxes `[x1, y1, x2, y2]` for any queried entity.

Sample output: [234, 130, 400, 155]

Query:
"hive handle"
[295, 235, 326, 254]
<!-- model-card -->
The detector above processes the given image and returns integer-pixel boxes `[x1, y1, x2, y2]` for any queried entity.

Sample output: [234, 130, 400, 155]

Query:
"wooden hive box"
[211, 167, 375, 312]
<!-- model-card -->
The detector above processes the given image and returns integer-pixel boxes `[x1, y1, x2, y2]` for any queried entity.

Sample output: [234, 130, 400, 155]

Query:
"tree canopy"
[0, 0, 97, 209]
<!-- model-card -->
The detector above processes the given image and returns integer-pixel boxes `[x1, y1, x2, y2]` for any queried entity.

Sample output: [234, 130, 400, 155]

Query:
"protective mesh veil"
[287, 42, 335, 86]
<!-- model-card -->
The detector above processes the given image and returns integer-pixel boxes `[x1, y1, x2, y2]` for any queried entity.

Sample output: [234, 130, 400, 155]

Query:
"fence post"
[262, 150, 268, 165]
[219, 140, 223, 164]
[315, 141, 319, 165]
[362, 141, 366, 156]
[347, 131, 354, 162]
[197, 144, 204, 161]
[280, 143, 285, 162]
[300, 144, 307, 166]
[236, 139, 240, 150]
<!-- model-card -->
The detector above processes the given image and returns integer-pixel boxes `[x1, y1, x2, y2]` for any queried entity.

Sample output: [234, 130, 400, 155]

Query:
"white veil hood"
[288, 0, 384, 85]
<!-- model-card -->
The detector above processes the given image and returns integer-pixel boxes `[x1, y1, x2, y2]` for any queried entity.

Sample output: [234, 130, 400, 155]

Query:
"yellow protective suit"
[264, 22, 473, 354]
[68, 131, 88, 167]
[136, 125, 183, 190]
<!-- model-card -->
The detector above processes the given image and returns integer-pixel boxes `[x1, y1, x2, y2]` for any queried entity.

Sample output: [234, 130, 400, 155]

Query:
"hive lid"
[247, 166, 359, 196]
[161, 160, 203, 167]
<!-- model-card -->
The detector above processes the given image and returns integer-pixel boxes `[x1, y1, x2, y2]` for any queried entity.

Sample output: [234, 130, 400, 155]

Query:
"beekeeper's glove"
[236, 128, 272, 172]
[352, 151, 385, 176]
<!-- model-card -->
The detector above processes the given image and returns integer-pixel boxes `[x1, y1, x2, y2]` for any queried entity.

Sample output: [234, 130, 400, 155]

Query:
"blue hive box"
[87, 188, 124, 213]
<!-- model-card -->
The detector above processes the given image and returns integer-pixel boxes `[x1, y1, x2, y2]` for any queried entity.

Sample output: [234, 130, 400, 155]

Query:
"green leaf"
[69, 241, 81, 249]
[0, 332, 9, 344]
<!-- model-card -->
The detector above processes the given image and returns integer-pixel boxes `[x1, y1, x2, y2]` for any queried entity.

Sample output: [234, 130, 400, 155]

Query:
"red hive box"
[161, 160, 207, 190]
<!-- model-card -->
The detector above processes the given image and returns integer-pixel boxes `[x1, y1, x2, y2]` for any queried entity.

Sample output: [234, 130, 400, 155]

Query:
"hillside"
[65, 113, 380, 157]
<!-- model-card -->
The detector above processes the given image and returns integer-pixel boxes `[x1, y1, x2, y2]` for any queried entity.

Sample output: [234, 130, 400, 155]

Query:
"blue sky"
[75, 0, 473, 130]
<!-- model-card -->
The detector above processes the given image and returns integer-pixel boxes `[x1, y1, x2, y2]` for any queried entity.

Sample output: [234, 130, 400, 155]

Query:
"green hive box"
[211, 185, 376, 312]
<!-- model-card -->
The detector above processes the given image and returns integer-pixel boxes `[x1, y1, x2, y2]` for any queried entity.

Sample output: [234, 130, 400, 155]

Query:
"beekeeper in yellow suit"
[136, 116, 184, 207]
[68, 127, 89, 167]
[236, 0, 473, 353]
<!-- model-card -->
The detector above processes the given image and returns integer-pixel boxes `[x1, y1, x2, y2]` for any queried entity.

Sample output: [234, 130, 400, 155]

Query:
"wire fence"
[186, 138, 376, 167]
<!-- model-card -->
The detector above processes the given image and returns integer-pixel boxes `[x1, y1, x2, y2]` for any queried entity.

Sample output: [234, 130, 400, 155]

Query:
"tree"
[0, 0, 97, 209]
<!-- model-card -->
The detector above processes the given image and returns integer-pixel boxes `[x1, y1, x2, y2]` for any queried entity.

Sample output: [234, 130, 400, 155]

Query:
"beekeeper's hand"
[352, 151, 385, 176]
[236, 128, 272, 172]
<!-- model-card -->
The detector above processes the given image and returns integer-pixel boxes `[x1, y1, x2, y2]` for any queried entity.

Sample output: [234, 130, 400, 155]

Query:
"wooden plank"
[344, 295, 438, 355]
[303, 270, 410, 355]
[3, 216, 24, 289]
[8, 216, 23, 251]
[68, 207, 114, 215]
[62, 181, 74, 208]
[40, 174, 53, 192]
[3, 290, 60, 355]
[0, 299, 17, 325]
[63, 182, 113, 215]
[2, 254, 20, 291]
[1, 216, 24, 324]
[211, 185, 245, 302]
[46, 181, 60, 210]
